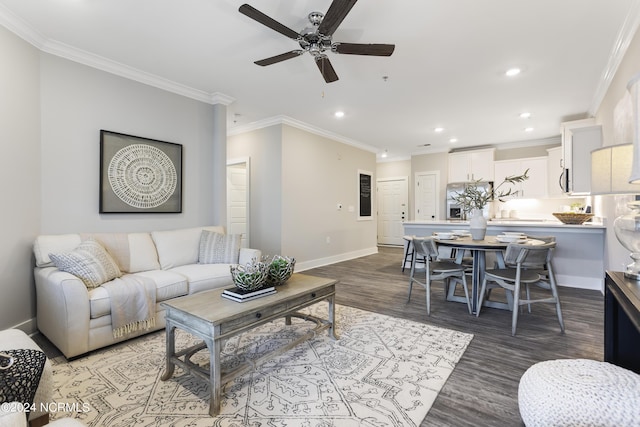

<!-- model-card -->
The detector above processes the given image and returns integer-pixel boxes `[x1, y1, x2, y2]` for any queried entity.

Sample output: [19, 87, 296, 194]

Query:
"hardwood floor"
[33, 245, 604, 426]
[304, 245, 605, 427]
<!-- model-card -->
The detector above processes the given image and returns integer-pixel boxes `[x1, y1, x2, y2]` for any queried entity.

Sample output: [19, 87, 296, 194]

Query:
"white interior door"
[377, 177, 408, 246]
[227, 160, 250, 248]
[415, 171, 439, 220]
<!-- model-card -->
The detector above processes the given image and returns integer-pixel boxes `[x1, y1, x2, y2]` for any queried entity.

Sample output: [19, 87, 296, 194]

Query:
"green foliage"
[451, 169, 530, 213]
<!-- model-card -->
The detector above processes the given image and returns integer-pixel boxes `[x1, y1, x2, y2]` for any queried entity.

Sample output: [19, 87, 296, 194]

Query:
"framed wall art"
[99, 130, 183, 213]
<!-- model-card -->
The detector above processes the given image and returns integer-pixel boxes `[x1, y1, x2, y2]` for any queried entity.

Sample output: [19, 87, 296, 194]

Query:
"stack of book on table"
[221, 285, 276, 302]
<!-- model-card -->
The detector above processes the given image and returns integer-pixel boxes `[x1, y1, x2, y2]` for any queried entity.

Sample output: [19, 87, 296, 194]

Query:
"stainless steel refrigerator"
[446, 182, 493, 220]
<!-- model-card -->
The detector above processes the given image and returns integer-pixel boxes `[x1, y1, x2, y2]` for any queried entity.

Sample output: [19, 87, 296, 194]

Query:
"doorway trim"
[227, 157, 251, 247]
[376, 176, 409, 246]
[414, 170, 441, 221]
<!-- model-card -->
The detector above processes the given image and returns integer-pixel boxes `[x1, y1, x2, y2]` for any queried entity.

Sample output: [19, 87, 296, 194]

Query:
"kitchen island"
[403, 220, 606, 291]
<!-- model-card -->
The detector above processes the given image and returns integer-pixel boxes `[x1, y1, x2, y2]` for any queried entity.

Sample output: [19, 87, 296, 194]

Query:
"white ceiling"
[1, 0, 639, 160]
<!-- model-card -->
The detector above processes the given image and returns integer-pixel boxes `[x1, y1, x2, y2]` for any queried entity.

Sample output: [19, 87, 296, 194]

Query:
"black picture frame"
[358, 170, 373, 220]
[99, 130, 182, 213]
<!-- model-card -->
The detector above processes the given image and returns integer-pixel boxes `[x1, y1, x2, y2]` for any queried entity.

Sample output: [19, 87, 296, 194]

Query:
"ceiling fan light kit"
[239, 1, 395, 83]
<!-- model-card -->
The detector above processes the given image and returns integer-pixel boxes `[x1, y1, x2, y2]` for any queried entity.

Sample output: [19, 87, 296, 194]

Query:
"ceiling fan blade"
[334, 42, 395, 56]
[254, 50, 304, 66]
[315, 55, 339, 83]
[317, 0, 358, 36]
[239, 4, 300, 40]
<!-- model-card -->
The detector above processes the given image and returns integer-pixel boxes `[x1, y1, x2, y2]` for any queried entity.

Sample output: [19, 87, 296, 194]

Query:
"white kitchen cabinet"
[493, 156, 547, 199]
[448, 148, 495, 182]
[547, 146, 564, 197]
[561, 119, 602, 194]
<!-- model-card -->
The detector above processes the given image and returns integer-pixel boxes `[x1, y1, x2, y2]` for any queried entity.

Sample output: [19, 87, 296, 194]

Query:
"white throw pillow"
[198, 231, 241, 264]
[49, 239, 122, 289]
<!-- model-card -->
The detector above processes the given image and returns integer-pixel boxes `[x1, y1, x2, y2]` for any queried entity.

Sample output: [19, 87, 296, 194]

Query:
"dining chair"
[402, 235, 426, 272]
[522, 235, 556, 311]
[408, 237, 471, 315]
[476, 241, 565, 336]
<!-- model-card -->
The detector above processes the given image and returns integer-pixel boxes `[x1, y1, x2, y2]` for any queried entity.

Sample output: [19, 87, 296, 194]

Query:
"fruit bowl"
[552, 212, 594, 225]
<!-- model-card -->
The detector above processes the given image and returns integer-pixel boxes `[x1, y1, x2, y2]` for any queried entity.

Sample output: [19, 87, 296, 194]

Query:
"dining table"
[434, 235, 544, 314]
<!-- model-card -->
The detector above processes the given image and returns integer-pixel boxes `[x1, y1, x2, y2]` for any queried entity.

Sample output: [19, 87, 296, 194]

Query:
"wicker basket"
[552, 212, 594, 225]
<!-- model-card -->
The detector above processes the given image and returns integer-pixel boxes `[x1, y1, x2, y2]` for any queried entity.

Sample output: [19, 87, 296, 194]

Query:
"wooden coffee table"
[159, 273, 338, 416]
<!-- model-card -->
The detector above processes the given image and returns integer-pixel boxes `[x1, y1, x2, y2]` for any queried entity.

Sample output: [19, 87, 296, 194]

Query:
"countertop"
[403, 219, 605, 229]
[403, 219, 606, 290]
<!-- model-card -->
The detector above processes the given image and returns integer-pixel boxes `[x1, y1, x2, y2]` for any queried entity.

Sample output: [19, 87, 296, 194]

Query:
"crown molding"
[0, 3, 46, 48]
[0, 6, 235, 106]
[228, 115, 378, 154]
[210, 92, 235, 105]
[589, 0, 640, 116]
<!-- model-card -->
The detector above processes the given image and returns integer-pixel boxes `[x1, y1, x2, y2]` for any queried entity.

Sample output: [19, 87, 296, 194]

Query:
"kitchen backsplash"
[491, 197, 589, 221]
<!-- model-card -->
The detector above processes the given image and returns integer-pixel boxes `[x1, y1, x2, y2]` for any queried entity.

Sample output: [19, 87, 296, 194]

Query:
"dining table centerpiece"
[451, 169, 530, 240]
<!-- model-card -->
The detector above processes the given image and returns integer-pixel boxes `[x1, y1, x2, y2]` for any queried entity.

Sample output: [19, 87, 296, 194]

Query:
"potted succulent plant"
[230, 259, 269, 291]
[266, 255, 296, 286]
[451, 169, 530, 240]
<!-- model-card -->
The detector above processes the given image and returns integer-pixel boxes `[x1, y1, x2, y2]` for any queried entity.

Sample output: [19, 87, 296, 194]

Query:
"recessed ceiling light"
[524, 127, 534, 132]
[520, 112, 531, 119]
[506, 68, 521, 77]
[334, 111, 345, 118]
[449, 138, 458, 143]
[434, 127, 444, 133]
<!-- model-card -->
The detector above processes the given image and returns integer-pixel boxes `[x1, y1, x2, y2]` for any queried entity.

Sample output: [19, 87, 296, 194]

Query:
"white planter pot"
[469, 209, 487, 240]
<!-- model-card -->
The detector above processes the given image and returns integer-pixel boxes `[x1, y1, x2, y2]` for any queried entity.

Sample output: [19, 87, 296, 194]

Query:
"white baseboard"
[556, 274, 604, 293]
[10, 317, 38, 336]
[296, 247, 379, 272]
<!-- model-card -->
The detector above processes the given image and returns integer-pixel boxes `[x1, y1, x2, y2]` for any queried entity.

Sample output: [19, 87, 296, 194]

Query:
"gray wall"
[0, 26, 41, 331]
[281, 125, 377, 265]
[377, 160, 411, 180]
[227, 126, 283, 256]
[229, 124, 377, 269]
[40, 54, 218, 234]
[0, 34, 222, 330]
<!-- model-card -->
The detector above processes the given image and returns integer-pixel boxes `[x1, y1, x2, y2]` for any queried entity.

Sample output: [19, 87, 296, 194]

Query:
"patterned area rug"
[51, 304, 473, 426]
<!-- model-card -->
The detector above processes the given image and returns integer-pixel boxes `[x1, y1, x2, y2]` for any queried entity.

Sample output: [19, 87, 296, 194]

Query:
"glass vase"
[613, 201, 640, 280]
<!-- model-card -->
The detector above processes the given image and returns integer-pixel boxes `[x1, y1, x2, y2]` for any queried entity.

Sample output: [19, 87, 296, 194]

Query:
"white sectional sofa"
[33, 226, 261, 359]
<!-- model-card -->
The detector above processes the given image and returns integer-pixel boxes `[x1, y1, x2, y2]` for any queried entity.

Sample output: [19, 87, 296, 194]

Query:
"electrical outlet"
[326, 236, 331, 244]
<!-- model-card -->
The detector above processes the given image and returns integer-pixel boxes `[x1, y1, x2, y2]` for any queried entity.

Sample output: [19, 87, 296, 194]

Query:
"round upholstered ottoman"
[518, 359, 640, 427]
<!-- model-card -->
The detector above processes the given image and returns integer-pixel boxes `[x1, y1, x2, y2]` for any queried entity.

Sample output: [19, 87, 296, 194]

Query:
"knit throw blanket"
[102, 275, 156, 338]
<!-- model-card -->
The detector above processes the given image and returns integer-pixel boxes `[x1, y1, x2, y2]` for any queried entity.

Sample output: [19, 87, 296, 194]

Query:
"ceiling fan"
[239, 0, 395, 83]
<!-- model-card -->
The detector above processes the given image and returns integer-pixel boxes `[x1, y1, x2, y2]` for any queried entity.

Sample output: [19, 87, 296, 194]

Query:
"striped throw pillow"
[49, 238, 122, 289]
[198, 231, 241, 264]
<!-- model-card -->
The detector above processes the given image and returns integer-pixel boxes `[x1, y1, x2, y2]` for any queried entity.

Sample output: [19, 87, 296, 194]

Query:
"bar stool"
[402, 235, 426, 272]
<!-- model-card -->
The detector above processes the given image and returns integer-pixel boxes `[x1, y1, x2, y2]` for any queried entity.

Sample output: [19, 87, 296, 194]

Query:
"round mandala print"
[107, 144, 177, 209]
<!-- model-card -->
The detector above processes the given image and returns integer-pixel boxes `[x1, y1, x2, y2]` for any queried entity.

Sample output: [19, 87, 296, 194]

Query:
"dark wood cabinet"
[604, 271, 640, 374]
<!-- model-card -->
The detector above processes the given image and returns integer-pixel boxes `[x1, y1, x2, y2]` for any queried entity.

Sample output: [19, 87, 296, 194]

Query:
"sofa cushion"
[88, 271, 188, 318]
[170, 263, 234, 294]
[49, 239, 122, 289]
[151, 226, 225, 269]
[133, 270, 188, 302]
[33, 234, 82, 268]
[198, 231, 241, 264]
[88, 233, 160, 273]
